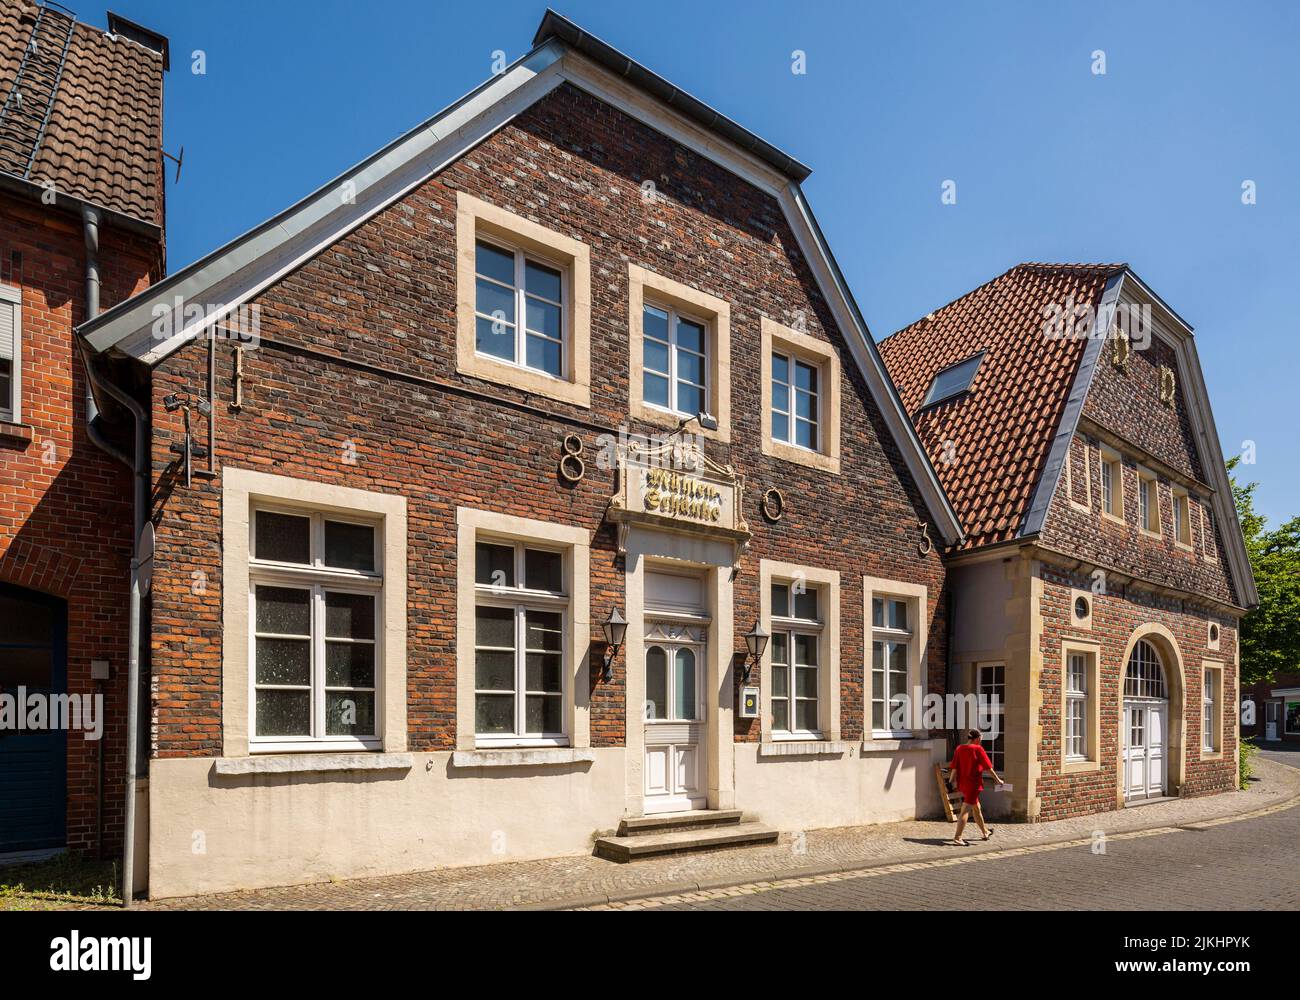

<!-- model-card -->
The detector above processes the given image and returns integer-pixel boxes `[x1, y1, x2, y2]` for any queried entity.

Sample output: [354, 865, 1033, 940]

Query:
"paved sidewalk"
[142, 757, 1300, 911]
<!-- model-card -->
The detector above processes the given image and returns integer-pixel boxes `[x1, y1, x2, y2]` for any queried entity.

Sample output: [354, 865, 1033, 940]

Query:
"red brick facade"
[145, 82, 948, 761]
[1029, 322, 1244, 819]
[0, 191, 161, 854]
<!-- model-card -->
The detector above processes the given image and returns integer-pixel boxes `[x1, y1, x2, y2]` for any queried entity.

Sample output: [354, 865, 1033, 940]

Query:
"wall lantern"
[742, 621, 770, 682]
[673, 410, 719, 434]
[601, 606, 627, 681]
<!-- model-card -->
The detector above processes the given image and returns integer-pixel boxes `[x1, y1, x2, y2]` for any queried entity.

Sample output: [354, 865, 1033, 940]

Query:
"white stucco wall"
[735, 741, 948, 830]
[149, 740, 951, 899]
[148, 750, 627, 899]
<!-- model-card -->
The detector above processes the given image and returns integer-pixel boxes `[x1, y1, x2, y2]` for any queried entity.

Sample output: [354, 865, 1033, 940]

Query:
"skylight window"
[921, 353, 983, 407]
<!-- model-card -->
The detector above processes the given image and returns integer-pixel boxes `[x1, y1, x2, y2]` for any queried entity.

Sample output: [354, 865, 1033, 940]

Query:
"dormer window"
[921, 353, 983, 408]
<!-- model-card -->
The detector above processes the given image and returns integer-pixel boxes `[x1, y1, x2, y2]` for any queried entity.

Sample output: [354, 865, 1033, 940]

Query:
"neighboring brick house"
[77, 12, 965, 899]
[1242, 671, 1300, 744]
[0, 0, 167, 862]
[880, 263, 1258, 821]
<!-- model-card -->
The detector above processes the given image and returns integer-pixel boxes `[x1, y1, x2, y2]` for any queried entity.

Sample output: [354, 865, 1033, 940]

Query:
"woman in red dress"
[947, 728, 1005, 846]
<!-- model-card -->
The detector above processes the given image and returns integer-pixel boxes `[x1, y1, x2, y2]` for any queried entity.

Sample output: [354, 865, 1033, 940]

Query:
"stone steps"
[596, 810, 778, 862]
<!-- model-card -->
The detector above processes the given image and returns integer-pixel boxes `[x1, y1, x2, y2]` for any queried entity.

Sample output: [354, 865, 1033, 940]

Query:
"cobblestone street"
[631, 745, 1300, 911]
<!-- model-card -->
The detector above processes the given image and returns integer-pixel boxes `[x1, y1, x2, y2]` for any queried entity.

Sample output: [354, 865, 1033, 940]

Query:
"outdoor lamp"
[602, 606, 627, 681]
[674, 411, 719, 434]
[743, 621, 770, 681]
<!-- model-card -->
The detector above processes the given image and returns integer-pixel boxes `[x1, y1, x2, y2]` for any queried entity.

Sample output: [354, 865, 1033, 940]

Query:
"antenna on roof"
[161, 145, 183, 184]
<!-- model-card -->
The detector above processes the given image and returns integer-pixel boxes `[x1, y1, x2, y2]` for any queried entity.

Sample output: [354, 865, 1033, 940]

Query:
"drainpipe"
[79, 204, 146, 907]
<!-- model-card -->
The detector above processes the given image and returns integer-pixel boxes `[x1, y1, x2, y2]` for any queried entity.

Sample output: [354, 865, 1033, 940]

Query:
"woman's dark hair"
[966, 728, 982, 742]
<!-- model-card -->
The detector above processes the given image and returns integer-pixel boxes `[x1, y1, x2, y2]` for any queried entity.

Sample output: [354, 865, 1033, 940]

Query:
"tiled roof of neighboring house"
[879, 263, 1125, 550]
[0, 1, 165, 227]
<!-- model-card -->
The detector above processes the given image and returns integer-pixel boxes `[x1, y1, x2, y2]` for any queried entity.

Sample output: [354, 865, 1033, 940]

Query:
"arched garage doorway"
[1118, 625, 1186, 804]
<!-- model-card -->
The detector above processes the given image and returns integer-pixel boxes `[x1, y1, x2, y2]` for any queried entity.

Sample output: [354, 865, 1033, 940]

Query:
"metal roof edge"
[533, 9, 811, 182]
[785, 183, 965, 546]
[77, 40, 567, 354]
[1020, 271, 1125, 538]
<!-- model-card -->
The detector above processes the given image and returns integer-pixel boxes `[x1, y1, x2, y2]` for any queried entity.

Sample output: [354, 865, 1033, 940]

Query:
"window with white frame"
[473, 540, 566, 744]
[1202, 668, 1219, 752]
[473, 238, 565, 379]
[0, 284, 20, 423]
[871, 596, 911, 735]
[642, 302, 708, 418]
[771, 351, 819, 452]
[1065, 652, 1088, 760]
[770, 581, 821, 737]
[249, 508, 382, 748]
[977, 664, 1006, 771]
[1101, 451, 1122, 518]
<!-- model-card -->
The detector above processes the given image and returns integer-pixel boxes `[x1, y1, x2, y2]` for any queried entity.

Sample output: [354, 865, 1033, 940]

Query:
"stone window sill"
[0, 420, 33, 446]
[862, 738, 943, 754]
[758, 740, 848, 758]
[1061, 758, 1101, 775]
[452, 747, 596, 769]
[214, 752, 413, 775]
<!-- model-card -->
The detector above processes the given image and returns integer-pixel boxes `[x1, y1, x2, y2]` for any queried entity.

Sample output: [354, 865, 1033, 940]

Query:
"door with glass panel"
[1122, 639, 1168, 801]
[642, 623, 705, 813]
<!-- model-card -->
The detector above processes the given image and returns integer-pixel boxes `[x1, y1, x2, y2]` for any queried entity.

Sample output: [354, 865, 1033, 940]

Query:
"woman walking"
[947, 728, 1004, 846]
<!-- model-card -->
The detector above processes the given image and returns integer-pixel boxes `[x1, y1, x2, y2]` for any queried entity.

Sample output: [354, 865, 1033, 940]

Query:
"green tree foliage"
[1229, 457, 1300, 684]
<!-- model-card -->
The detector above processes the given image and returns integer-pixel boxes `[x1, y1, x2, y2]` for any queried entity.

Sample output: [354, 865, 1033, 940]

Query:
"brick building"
[77, 12, 967, 898]
[0, 1, 166, 865]
[880, 264, 1257, 821]
[1242, 671, 1300, 744]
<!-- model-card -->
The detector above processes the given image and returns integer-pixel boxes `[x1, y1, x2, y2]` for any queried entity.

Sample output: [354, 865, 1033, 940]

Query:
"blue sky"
[103, 0, 1298, 525]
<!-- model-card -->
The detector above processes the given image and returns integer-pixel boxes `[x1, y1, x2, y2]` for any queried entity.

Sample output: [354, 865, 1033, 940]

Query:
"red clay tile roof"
[879, 263, 1125, 550]
[0, 0, 165, 226]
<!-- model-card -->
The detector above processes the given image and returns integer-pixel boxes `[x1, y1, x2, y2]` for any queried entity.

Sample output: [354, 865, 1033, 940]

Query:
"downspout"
[79, 204, 146, 907]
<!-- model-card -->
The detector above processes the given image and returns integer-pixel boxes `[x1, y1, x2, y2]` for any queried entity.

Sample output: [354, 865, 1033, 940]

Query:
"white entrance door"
[643, 631, 705, 814]
[1265, 701, 1280, 741]
[1123, 699, 1167, 800]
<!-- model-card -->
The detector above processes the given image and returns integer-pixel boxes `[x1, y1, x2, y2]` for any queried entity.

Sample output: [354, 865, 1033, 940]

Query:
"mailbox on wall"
[739, 686, 759, 719]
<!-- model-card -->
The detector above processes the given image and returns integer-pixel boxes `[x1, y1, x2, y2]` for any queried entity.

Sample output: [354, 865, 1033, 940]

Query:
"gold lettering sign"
[642, 468, 723, 523]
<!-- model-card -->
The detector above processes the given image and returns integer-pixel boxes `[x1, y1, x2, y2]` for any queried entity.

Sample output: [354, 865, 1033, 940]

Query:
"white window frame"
[1201, 662, 1223, 755]
[641, 300, 710, 420]
[0, 283, 21, 424]
[770, 349, 820, 453]
[248, 506, 384, 753]
[1061, 640, 1100, 771]
[1065, 652, 1088, 760]
[472, 538, 569, 746]
[455, 508, 591, 753]
[863, 577, 925, 738]
[769, 581, 824, 739]
[627, 263, 731, 443]
[977, 662, 1006, 772]
[759, 318, 841, 475]
[473, 235, 568, 381]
